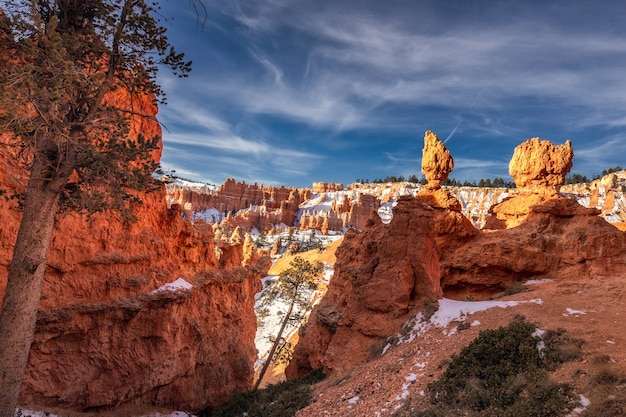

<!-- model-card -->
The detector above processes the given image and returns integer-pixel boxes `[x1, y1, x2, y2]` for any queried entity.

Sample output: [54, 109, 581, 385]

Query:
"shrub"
[541, 328, 583, 370]
[206, 368, 325, 417]
[421, 320, 577, 417]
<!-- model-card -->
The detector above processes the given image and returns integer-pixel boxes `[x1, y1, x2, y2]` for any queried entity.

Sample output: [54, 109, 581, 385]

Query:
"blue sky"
[155, 0, 626, 188]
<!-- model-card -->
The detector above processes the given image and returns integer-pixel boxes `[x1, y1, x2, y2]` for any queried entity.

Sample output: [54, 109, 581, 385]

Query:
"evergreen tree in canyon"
[0, 1, 191, 414]
[254, 257, 323, 390]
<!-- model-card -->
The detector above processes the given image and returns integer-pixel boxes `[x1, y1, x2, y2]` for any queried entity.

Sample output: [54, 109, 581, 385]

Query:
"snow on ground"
[150, 278, 192, 294]
[166, 177, 219, 192]
[191, 207, 226, 224]
[253, 228, 343, 260]
[378, 202, 395, 224]
[563, 307, 587, 316]
[253, 261, 334, 368]
[390, 298, 544, 347]
[566, 394, 591, 416]
[525, 278, 554, 285]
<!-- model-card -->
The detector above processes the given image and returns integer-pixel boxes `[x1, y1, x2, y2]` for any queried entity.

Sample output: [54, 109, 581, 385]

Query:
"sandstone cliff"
[0, 91, 269, 413]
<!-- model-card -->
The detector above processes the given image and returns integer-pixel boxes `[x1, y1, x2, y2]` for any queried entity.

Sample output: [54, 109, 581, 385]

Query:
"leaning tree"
[0, 1, 191, 414]
[254, 256, 323, 390]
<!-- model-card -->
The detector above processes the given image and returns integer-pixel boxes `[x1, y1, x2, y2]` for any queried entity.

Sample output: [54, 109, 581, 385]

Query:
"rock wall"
[166, 178, 308, 232]
[0, 91, 269, 413]
[287, 195, 476, 377]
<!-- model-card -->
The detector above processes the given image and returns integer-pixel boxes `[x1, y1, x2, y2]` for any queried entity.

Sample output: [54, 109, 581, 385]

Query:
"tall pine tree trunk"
[254, 298, 295, 390]
[0, 156, 67, 417]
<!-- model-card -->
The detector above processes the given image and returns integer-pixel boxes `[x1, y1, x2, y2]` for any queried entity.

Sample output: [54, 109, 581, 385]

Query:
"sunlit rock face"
[422, 130, 454, 191]
[486, 137, 575, 229]
[286, 197, 448, 378]
[417, 130, 462, 211]
[509, 137, 573, 194]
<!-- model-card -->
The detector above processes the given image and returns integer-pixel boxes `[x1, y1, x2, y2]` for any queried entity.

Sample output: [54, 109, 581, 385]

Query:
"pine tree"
[254, 257, 323, 390]
[0, 1, 190, 414]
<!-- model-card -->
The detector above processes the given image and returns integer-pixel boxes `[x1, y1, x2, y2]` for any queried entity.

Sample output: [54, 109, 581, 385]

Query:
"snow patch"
[151, 278, 192, 294]
[393, 298, 543, 345]
[566, 394, 591, 416]
[530, 328, 546, 357]
[525, 278, 554, 285]
[563, 308, 586, 316]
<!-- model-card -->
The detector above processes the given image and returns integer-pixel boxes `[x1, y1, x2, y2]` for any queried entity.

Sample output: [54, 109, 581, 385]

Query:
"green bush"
[421, 320, 577, 417]
[206, 368, 325, 417]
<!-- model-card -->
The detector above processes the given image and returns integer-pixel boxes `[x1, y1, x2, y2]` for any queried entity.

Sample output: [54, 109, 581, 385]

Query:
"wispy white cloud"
[249, 48, 284, 85]
[206, 3, 626, 132]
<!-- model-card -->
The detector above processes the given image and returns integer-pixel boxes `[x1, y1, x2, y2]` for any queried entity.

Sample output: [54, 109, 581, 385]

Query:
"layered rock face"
[312, 182, 344, 193]
[0, 92, 268, 412]
[289, 134, 626, 379]
[168, 180, 383, 234]
[441, 197, 626, 298]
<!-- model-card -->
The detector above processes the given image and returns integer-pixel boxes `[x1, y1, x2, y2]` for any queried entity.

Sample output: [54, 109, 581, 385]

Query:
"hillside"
[299, 272, 626, 416]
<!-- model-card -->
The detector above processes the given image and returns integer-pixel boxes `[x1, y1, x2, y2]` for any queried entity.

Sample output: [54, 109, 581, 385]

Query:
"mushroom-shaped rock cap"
[509, 138, 573, 193]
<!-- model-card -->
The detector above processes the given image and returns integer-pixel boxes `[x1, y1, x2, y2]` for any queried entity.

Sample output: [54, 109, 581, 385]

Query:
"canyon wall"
[0, 91, 268, 413]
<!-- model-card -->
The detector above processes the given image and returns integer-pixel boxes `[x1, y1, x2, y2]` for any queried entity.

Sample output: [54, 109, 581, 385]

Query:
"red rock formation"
[422, 130, 454, 190]
[0, 92, 269, 413]
[509, 137, 573, 194]
[288, 137, 626, 380]
[287, 196, 471, 377]
[486, 138, 574, 229]
[166, 179, 308, 232]
[442, 196, 626, 297]
[418, 131, 461, 211]
[312, 182, 344, 193]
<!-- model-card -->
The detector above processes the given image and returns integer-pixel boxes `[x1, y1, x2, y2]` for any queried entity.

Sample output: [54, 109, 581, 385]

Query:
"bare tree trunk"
[253, 298, 295, 391]
[0, 160, 65, 417]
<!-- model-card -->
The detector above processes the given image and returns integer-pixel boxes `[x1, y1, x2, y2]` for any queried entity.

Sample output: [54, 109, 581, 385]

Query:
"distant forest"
[356, 165, 623, 188]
